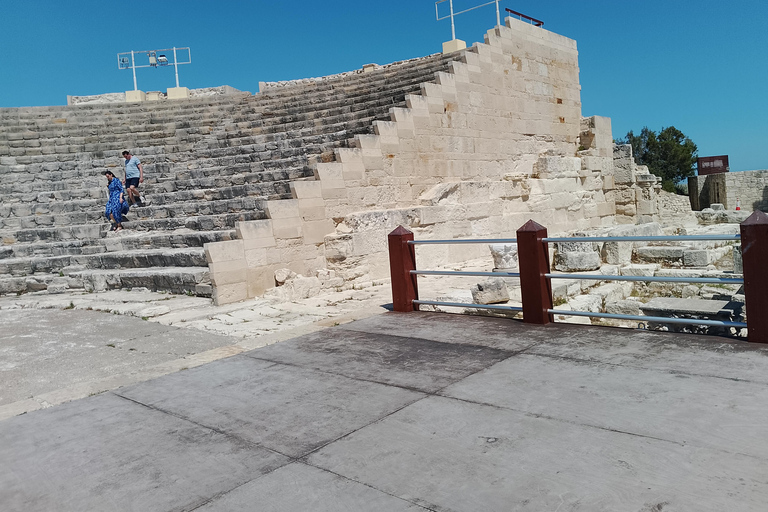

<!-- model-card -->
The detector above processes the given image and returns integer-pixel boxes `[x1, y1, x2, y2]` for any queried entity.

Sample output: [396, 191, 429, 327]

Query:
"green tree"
[616, 126, 698, 193]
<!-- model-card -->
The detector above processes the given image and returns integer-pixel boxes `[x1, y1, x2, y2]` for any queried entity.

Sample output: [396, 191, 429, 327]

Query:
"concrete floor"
[2, 311, 768, 511]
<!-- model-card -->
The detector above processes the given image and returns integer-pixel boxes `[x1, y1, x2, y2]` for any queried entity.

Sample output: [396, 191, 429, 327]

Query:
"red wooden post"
[740, 210, 768, 344]
[517, 219, 553, 324]
[388, 225, 419, 312]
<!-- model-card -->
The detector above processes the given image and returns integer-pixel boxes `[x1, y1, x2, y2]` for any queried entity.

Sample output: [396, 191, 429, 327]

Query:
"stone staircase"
[0, 53, 458, 296]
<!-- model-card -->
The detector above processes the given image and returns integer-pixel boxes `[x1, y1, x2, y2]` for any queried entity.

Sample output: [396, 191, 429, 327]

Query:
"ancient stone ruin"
[0, 17, 743, 311]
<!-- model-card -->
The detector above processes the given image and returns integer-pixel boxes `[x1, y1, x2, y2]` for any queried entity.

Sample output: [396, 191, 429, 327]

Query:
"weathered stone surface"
[567, 294, 602, 313]
[636, 246, 685, 262]
[605, 299, 642, 316]
[554, 251, 601, 272]
[470, 279, 509, 305]
[489, 244, 517, 270]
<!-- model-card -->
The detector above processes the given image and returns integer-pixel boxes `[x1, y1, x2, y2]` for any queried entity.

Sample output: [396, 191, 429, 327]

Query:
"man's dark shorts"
[125, 177, 140, 188]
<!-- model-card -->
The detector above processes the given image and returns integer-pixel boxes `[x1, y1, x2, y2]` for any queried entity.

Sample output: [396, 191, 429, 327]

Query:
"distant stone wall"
[726, 170, 768, 212]
[67, 85, 244, 105]
[689, 170, 768, 212]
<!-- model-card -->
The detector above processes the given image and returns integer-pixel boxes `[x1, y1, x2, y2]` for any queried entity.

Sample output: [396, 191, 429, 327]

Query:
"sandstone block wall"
[205, 17, 634, 305]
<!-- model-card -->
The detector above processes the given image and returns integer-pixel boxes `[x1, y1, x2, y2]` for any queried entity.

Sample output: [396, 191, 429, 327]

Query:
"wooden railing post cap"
[741, 210, 768, 226]
[517, 219, 547, 233]
[389, 225, 413, 237]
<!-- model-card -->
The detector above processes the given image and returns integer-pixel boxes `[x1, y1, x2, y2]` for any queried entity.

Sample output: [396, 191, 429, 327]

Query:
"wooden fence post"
[740, 210, 768, 343]
[517, 220, 553, 324]
[388, 225, 419, 312]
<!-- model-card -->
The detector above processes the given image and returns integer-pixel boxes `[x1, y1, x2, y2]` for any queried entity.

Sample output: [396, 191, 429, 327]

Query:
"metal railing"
[388, 216, 768, 343]
[505, 8, 544, 27]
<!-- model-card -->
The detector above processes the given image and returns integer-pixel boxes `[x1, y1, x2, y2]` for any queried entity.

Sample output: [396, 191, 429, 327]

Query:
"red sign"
[697, 155, 729, 175]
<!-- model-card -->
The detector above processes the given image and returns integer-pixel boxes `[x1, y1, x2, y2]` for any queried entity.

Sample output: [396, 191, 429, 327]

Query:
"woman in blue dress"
[104, 170, 125, 231]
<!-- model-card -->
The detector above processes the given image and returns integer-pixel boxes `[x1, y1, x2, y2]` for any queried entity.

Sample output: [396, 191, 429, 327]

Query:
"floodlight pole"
[131, 51, 138, 91]
[449, 0, 456, 40]
[173, 47, 180, 88]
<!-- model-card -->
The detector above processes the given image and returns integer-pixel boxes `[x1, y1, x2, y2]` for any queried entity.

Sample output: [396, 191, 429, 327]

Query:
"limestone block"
[683, 249, 710, 267]
[442, 38, 467, 54]
[589, 282, 632, 303]
[166, 87, 190, 100]
[302, 219, 335, 245]
[290, 181, 323, 199]
[265, 199, 300, 219]
[271, 217, 302, 239]
[489, 243, 518, 270]
[213, 282, 248, 305]
[209, 259, 247, 286]
[533, 156, 580, 178]
[620, 264, 659, 277]
[298, 197, 326, 221]
[236, 219, 273, 240]
[568, 294, 602, 313]
[554, 251, 601, 272]
[204, 240, 244, 264]
[605, 299, 642, 316]
[245, 248, 268, 268]
[635, 246, 684, 262]
[471, 278, 510, 304]
[613, 144, 635, 184]
[125, 90, 146, 102]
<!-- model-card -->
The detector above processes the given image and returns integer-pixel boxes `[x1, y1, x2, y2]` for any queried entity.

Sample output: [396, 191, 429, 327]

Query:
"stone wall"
[67, 86, 244, 105]
[204, 17, 628, 305]
[689, 170, 768, 212]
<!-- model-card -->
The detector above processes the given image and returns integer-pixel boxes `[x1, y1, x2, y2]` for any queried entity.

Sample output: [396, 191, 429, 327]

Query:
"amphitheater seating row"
[0, 52, 460, 296]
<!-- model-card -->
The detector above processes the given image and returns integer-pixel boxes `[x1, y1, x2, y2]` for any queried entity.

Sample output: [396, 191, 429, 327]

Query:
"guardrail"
[388, 211, 768, 343]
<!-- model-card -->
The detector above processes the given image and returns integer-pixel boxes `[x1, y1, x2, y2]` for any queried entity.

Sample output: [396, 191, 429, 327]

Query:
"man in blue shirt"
[122, 150, 144, 206]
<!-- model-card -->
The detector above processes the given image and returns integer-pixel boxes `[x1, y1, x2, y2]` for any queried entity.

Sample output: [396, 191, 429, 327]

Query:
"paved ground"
[2, 311, 768, 511]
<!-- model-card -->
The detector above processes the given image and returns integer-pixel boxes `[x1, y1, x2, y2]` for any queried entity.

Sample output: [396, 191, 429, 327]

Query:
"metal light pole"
[131, 51, 137, 91]
[449, 0, 456, 40]
[173, 47, 180, 88]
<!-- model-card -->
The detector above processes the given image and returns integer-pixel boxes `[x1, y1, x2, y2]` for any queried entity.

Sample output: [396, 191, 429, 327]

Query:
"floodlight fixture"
[435, 0, 503, 40]
[116, 47, 192, 90]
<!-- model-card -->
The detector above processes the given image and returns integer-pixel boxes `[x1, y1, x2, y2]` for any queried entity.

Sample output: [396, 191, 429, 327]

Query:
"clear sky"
[1, 1, 766, 171]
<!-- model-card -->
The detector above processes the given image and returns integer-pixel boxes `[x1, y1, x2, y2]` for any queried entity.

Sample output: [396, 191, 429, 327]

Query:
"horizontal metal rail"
[543, 235, 740, 243]
[548, 309, 748, 329]
[415, 300, 523, 312]
[409, 238, 517, 245]
[412, 270, 520, 278]
[545, 273, 744, 285]
[505, 8, 544, 26]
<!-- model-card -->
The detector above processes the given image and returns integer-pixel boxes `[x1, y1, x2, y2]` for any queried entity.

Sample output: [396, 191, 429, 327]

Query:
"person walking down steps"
[122, 150, 144, 206]
[104, 171, 127, 231]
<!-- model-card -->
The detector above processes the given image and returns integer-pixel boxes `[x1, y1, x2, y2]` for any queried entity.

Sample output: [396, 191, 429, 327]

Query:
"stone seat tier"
[0, 247, 206, 276]
[2, 210, 265, 244]
[0, 93, 252, 122]
[0, 229, 235, 260]
[0, 266, 211, 296]
[0, 195, 275, 231]
[257, 53, 456, 101]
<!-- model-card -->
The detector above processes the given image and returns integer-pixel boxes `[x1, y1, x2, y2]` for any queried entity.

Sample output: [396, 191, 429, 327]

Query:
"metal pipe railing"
[412, 270, 520, 278]
[546, 274, 743, 285]
[548, 309, 747, 329]
[415, 300, 523, 313]
[388, 213, 767, 343]
[505, 8, 544, 27]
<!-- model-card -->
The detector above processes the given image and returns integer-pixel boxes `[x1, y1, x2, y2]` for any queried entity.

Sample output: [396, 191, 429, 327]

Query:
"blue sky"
[1, 1, 766, 171]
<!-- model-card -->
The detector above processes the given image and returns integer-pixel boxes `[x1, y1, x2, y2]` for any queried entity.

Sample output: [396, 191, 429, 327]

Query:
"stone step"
[0, 247, 206, 276]
[0, 229, 235, 260]
[0, 266, 212, 297]
[69, 266, 211, 296]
